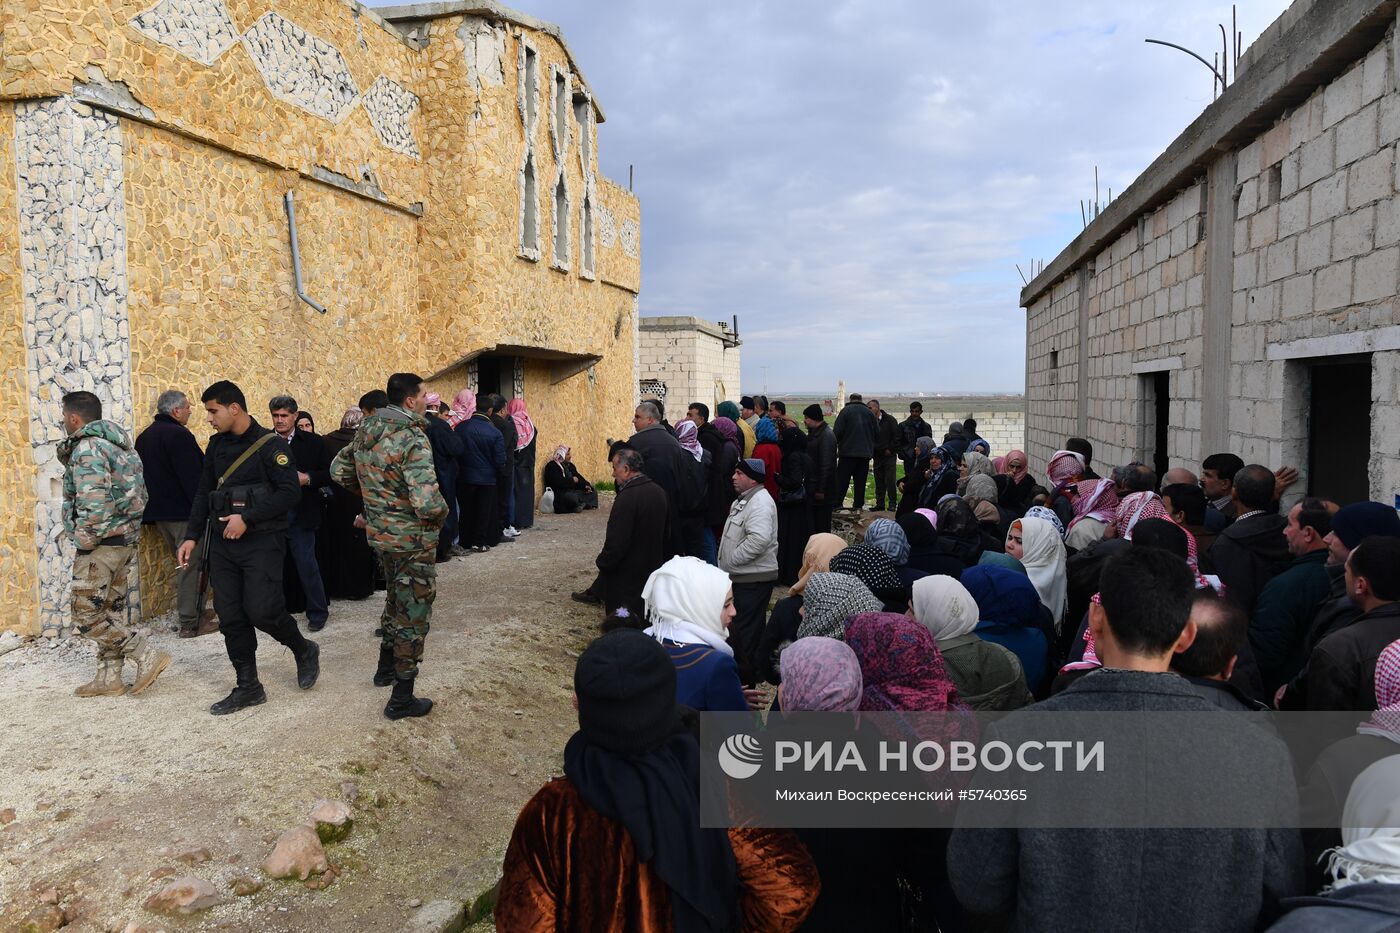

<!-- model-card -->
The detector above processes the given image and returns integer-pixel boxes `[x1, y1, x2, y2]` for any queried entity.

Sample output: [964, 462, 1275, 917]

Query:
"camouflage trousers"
[72, 545, 136, 661]
[377, 548, 436, 680]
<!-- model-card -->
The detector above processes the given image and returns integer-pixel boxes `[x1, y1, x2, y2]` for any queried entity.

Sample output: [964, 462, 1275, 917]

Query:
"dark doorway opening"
[1140, 371, 1171, 480]
[1308, 356, 1371, 505]
[476, 356, 506, 398]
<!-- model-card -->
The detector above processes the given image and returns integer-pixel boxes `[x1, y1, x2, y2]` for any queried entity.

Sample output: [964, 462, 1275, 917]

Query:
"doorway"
[1308, 357, 1371, 504]
[1140, 371, 1171, 481]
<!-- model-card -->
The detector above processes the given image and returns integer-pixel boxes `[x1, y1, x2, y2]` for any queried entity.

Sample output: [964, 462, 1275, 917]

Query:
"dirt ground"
[0, 500, 617, 932]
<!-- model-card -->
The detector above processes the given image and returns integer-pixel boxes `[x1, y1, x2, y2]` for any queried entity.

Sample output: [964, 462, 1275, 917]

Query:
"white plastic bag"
[540, 488, 555, 513]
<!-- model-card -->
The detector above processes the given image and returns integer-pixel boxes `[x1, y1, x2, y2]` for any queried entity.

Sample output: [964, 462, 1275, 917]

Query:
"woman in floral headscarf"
[795, 572, 884, 640]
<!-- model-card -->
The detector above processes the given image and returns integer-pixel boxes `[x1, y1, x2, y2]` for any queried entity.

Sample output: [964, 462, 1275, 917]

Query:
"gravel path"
[0, 502, 613, 932]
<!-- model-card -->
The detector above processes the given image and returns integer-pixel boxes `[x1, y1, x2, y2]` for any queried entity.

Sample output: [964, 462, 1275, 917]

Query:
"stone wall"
[0, 0, 641, 634]
[1023, 4, 1400, 506]
[637, 317, 741, 416]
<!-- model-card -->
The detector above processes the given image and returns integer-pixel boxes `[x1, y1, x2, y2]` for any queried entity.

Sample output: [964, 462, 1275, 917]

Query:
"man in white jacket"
[719, 458, 779, 685]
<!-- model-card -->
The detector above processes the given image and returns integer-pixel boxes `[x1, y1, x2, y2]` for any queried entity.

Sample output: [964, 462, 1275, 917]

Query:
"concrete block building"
[637, 316, 742, 415]
[0, 0, 640, 635]
[1022, 0, 1400, 510]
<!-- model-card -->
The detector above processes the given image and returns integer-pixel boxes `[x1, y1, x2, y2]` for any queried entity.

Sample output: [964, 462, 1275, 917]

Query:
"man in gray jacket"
[949, 546, 1303, 932]
[719, 458, 778, 686]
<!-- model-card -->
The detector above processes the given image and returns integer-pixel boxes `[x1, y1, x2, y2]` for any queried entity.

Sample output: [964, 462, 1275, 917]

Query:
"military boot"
[384, 676, 433, 720]
[373, 644, 396, 687]
[210, 662, 266, 715]
[74, 659, 127, 697]
[125, 633, 172, 696]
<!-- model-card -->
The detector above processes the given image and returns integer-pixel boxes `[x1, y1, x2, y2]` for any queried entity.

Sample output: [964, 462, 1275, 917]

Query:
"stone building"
[636, 316, 742, 415]
[0, 0, 641, 635]
[1022, 0, 1400, 510]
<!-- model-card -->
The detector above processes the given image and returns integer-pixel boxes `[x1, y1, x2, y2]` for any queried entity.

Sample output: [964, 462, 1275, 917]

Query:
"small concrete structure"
[637, 316, 742, 414]
[1021, 0, 1400, 507]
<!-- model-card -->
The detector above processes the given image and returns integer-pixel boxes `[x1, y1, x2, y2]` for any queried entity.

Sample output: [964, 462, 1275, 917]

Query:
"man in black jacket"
[135, 389, 211, 637]
[594, 449, 670, 615]
[1291, 536, 1400, 711]
[271, 395, 331, 631]
[832, 393, 876, 511]
[423, 393, 465, 562]
[867, 398, 900, 512]
[803, 405, 836, 534]
[1172, 590, 1269, 710]
[898, 401, 932, 477]
[1202, 464, 1290, 614]
[627, 400, 689, 556]
[177, 382, 319, 715]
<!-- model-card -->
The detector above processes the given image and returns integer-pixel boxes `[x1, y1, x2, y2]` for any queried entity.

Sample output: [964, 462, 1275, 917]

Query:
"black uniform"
[184, 419, 309, 670]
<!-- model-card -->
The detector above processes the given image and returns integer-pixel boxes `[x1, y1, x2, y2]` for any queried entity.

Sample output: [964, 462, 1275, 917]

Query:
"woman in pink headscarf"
[446, 388, 476, 428]
[999, 449, 1039, 516]
[506, 399, 538, 531]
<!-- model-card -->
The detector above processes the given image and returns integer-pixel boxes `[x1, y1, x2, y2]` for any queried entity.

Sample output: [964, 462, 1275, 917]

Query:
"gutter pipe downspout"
[284, 191, 328, 314]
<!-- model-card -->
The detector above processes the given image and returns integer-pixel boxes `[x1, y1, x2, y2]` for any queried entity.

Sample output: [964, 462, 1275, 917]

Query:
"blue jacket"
[960, 564, 1053, 694]
[454, 413, 505, 486]
[663, 640, 747, 712]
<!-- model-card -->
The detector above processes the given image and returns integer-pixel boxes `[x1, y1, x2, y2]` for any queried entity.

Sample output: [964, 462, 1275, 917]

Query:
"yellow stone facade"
[1, 0, 641, 633]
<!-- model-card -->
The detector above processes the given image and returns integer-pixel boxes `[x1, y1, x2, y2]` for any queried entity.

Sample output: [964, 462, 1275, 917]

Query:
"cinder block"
[1347, 145, 1394, 208]
[1310, 169, 1348, 224]
[1335, 105, 1379, 167]
[1299, 131, 1336, 189]
[1332, 206, 1375, 260]
[1279, 192, 1310, 238]
[1322, 62, 1365, 129]
[1315, 260, 1354, 310]
[1265, 239, 1297, 282]
[1280, 273, 1315, 318]
[1354, 246, 1400, 302]
[1297, 222, 1333, 272]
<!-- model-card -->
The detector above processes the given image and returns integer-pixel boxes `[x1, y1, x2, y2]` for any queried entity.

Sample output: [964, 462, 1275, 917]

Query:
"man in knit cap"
[719, 458, 779, 685]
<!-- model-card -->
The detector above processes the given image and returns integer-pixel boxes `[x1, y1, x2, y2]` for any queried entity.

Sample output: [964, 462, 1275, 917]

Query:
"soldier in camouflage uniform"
[59, 391, 172, 698]
[331, 372, 447, 720]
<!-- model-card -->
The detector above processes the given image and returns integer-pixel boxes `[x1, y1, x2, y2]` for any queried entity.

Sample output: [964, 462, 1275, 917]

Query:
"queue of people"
[519, 403, 1400, 932]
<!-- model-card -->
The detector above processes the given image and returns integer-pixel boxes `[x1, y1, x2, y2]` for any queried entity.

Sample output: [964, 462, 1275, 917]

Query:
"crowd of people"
[56, 379, 1400, 930]
[59, 376, 580, 720]
[501, 394, 1400, 932]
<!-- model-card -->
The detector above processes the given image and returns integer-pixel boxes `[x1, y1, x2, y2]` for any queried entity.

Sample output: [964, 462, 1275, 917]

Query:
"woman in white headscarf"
[1006, 516, 1068, 632]
[641, 556, 750, 712]
[1269, 755, 1400, 931]
[908, 576, 1031, 710]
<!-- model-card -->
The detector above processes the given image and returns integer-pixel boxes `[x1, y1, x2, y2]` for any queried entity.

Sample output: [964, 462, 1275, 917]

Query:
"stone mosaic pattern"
[597, 204, 617, 249]
[619, 219, 640, 259]
[130, 0, 241, 67]
[362, 76, 421, 159]
[16, 98, 137, 635]
[242, 12, 360, 124]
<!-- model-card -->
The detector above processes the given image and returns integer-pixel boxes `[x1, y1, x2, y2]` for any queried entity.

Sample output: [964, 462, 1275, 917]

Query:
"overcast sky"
[374, 0, 1292, 394]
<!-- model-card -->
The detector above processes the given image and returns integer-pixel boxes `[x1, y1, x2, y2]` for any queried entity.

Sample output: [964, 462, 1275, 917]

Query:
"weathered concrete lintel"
[377, 0, 607, 121]
[1265, 324, 1400, 359]
[425, 342, 604, 382]
[1130, 356, 1184, 374]
[341, 0, 425, 51]
[308, 166, 425, 217]
[1021, 0, 1400, 308]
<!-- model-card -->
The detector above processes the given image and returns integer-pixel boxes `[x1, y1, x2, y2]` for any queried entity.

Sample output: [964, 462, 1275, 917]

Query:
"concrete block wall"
[637, 318, 742, 415]
[1231, 33, 1400, 496]
[1025, 272, 1082, 471]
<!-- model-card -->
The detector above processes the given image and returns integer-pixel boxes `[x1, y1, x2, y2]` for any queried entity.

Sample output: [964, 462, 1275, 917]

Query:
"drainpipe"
[284, 191, 328, 314]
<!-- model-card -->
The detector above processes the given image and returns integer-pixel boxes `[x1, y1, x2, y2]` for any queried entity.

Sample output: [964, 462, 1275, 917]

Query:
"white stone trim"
[619, 218, 639, 259]
[1130, 356, 1184, 373]
[1266, 325, 1400, 360]
[548, 63, 571, 161]
[129, 0, 241, 67]
[361, 76, 421, 159]
[16, 98, 137, 635]
[550, 165, 570, 272]
[241, 11, 361, 124]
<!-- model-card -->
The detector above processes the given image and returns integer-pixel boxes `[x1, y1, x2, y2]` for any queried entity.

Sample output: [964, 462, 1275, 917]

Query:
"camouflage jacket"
[331, 405, 446, 553]
[58, 419, 148, 550]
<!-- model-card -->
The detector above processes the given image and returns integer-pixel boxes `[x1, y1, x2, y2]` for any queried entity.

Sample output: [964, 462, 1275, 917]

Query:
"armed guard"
[331, 372, 447, 720]
[60, 391, 172, 697]
[177, 381, 319, 714]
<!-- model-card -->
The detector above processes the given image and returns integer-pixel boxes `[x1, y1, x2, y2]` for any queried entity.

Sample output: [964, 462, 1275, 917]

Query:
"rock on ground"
[142, 875, 223, 915]
[308, 798, 352, 843]
[403, 899, 466, 933]
[262, 825, 328, 881]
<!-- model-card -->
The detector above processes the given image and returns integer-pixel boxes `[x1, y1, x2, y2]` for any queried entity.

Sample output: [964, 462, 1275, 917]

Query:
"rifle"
[192, 511, 214, 621]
